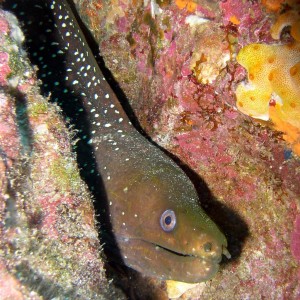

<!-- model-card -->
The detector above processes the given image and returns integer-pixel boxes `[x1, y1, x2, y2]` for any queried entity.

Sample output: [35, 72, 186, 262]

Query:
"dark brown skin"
[7, 0, 229, 283]
[106, 157, 228, 282]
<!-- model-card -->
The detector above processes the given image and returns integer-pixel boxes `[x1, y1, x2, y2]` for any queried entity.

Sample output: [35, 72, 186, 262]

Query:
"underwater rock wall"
[0, 8, 121, 300]
[73, 0, 300, 298]
[0, 0, 299, 299]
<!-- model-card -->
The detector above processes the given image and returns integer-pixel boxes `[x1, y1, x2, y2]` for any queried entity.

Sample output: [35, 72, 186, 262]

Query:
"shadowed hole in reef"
[2, 0, 248, 298]
[13, 90, 34, 155]
[5, 88, 34, 227]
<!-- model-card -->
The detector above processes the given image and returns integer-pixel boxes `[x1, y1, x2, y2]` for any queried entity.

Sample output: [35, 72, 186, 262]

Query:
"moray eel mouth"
[154, 242, 231, 260]
[118, 237, 230, 283]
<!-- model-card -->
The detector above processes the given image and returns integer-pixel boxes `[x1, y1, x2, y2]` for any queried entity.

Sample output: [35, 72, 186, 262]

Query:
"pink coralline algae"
[0, 52, 11, 86]
[291, 215, 300, 264]
[0, 92, 19, 165]
[220, 0, 273, 44]
[220, 0, 263, 26]
[0, 14, 8, 34]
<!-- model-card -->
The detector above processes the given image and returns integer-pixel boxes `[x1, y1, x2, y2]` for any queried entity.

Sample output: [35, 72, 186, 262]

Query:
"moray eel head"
[108, 159, 229, 283]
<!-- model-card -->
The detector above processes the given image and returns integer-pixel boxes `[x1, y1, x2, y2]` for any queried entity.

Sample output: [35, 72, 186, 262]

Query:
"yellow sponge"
[236, 42, 300, 128]
[235, 42, 300, 154]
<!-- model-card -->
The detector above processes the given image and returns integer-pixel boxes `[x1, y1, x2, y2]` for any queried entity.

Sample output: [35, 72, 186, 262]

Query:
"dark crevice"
[13, 89, 34, 155]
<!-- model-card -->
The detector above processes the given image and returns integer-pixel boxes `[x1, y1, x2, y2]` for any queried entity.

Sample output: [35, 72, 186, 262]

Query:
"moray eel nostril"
[204, 242, 212, 253]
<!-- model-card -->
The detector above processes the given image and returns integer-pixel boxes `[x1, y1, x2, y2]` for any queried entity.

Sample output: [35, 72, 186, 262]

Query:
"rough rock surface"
[72, 0, 300, 298]
[0, 0, 299, 299]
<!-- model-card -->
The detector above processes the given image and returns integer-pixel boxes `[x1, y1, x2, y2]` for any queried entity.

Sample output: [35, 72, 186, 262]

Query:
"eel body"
[5, 0, 229, 283]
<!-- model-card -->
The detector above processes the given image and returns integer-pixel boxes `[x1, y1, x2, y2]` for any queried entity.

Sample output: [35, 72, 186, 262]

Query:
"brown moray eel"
[5, 0, 230, 283]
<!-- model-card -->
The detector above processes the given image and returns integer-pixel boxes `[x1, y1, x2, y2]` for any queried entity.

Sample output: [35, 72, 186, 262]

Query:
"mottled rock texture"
[72, 0, 300, 298]
[0, 0, 300, 299]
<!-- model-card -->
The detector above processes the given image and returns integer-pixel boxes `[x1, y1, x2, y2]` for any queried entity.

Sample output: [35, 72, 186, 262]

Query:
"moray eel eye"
[160, 209, 176, 232]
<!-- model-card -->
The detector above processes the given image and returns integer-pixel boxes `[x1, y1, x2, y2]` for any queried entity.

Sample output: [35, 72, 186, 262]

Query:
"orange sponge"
[271, 10, 300, 42]
[175, 0, 198, 12]
[269, 104, 300, 155]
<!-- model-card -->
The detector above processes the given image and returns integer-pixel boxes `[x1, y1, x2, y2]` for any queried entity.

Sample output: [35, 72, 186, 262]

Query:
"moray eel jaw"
[117, 238, 225, 283]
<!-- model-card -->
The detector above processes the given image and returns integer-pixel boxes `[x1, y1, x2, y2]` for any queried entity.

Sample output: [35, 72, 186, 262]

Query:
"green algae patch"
[50, 157, 81, 193]
[7, 45, 26, 78]
[28, 101, 49, 118]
